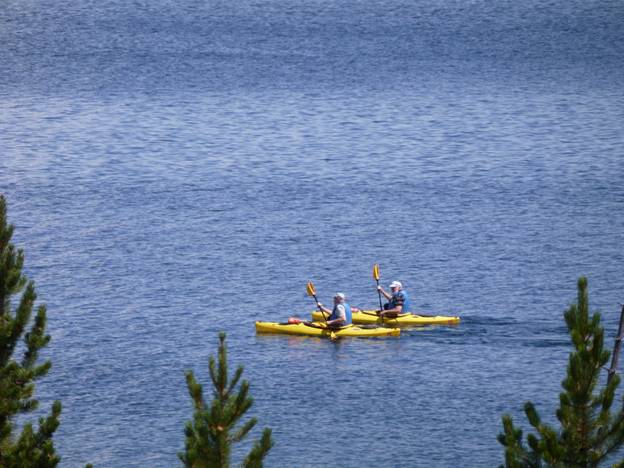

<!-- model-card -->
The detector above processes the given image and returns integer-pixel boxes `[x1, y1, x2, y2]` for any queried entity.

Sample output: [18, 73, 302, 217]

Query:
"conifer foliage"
[498, 277, 624, 467]
[179, 332, 273, 468]
[0, 195, 61, 467]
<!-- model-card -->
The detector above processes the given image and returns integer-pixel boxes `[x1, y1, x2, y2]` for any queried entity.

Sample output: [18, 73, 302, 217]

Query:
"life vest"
[330, 302, 352, 325]
[390, 290, 411, 313]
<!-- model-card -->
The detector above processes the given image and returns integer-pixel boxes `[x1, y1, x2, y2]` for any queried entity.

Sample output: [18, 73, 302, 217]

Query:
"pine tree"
[179, 332, 274, 468]
[498, 277, 624, 467]
[0, 194, 61, 467]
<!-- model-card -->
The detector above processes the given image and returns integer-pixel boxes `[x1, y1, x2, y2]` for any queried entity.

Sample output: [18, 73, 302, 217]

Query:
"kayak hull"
[255, 321, 400, 338]
[311, 310, 460, 326]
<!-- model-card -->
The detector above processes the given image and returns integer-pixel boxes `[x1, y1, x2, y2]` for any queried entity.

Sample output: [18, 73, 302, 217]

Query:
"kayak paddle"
[306, 281, 327, 325]
[306, 281, 328, 325]
[373, 263, 383, 313]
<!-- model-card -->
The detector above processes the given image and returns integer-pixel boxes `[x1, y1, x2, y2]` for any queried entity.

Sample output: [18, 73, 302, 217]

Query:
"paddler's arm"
[326, 318, 344, 326]
[317, 303, 331, 316]
[377, 285, 392, 300]
[380, 304, 403, 316]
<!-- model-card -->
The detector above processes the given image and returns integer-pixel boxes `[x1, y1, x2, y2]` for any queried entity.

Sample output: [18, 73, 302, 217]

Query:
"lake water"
[1, 0, 624, 466]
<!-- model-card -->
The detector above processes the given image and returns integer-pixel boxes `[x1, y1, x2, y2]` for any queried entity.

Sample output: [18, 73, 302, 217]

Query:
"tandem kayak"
[311, 310, 461, 326]
[255, 321, 400, 338]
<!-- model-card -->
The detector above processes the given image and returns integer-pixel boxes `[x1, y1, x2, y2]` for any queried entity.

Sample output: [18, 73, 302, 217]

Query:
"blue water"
[2, 0, 624, 466]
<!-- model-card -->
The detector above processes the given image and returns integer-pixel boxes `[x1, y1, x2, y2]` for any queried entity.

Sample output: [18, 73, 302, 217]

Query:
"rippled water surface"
[2, 0, 624, 466]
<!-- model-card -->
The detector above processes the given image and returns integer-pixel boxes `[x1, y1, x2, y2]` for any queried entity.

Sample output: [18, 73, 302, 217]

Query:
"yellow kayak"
[311, 310, 460, 326]
[255, 321, 400, 338]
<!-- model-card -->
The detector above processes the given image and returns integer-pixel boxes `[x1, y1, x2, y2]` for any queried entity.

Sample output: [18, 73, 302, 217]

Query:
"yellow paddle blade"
[373, 264, 380, 281]
[306, 281, 316, 297]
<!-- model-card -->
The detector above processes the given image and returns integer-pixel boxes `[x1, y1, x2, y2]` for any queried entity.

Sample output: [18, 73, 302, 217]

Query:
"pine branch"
[498, 277, 624, 467]
[36, 400, 62, 444]
[180, 333, 272, 467]
[230, 418, 257, 443]
[226, 367, 244, 397]
[0, 283, 36, 364]
[0, 196, 60, 464]
[209, 355, 219, 395]
[185, 371, 206, 411]
[23, 305, 51, 369]
[230, 381, 253, 426]
[242, 428, 274, 468]
[217, 332, 228, 397]
[592, 411, 624, 462]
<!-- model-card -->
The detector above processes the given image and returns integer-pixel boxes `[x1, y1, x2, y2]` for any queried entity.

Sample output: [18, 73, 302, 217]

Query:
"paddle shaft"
[375, 278, 383, 311]
[306, 282, 328, 325]
[312, 293, 328, 324]
[373, 264, 383, 313]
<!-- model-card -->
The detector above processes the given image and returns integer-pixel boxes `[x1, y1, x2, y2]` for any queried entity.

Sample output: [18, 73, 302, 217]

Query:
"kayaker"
[377, 281, 411, 317]
[317, 293, 352, 328]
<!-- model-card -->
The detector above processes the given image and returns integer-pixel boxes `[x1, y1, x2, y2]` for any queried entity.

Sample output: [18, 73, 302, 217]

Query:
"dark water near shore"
[2, 0, 624, 466]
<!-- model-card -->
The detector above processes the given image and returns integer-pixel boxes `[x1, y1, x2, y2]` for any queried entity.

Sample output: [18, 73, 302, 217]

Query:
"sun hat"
[389, 281, 402, 289]
[334, 292, 346, 300]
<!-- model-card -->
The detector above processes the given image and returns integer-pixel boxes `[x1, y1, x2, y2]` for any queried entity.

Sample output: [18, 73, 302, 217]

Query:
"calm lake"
[1, 0, 624, 465]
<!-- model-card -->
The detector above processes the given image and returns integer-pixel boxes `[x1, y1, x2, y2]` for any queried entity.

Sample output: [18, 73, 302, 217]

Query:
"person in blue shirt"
[377, 281, 412, 317]
[317, 292, 353, 328]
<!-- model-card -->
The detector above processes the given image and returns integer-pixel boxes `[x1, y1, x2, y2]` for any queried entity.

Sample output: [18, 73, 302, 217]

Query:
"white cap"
[334, 292, 346, 300]
[389, 281, 402, 289]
